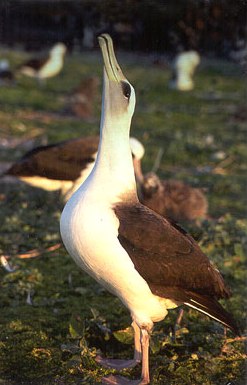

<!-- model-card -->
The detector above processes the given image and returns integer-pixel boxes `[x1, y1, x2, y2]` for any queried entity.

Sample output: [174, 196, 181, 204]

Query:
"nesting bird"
[132, 144, 208, 223]
[60, 34, 238, 385]
[17, 42, 66, 84]
[169, 50, 200, 91]
[138, 172, 208, 223]
[4, 136, 144, 201]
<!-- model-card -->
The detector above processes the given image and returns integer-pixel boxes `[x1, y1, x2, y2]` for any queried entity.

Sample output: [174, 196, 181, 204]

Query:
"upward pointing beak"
[98, 34, 126, 83]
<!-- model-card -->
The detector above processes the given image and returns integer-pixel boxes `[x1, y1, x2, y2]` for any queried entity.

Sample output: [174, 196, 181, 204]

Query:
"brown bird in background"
[17, 42, 67, 85]
[138, 171, 208, 224]
[65, 76, 100, 120]
[132, 142, 208, 224]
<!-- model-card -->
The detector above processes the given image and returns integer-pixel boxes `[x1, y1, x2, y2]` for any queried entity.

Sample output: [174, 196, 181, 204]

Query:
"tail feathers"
[150, 285, 240, 335]
[184, 291, 240, 335]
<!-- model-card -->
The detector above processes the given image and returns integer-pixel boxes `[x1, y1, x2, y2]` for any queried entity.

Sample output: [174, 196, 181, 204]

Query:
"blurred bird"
[17, 42, 66, 85]
[65, 76, 100, 120]
[169, 51, 200, 91]
[0, 59, 14, 85]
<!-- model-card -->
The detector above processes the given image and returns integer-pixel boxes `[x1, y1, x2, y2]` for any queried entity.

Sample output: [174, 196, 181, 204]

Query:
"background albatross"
[60, 34, 238, 385]
[4, 136, 144, 201]
[17, 42, 66, 85]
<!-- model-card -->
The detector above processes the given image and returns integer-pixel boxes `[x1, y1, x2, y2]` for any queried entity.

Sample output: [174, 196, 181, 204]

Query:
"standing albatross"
[60, 34, 238, 385]
[169, 51, 200, 91]
[17, 42, 66, 85]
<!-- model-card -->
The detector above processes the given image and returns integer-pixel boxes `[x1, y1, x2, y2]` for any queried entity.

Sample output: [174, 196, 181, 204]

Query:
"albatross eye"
[121, 81, 131, 99]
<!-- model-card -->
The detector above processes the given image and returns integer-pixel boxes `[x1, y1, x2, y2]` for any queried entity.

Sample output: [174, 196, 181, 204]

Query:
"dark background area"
[0, 0, 246, 56]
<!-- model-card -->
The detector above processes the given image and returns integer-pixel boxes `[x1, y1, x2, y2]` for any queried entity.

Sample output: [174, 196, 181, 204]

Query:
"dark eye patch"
[121, 81, 131, 99]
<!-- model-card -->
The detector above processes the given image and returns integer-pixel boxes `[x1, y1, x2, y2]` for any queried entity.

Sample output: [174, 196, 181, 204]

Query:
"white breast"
[60, 178, 169, 328]
[39, 57, 63, 78]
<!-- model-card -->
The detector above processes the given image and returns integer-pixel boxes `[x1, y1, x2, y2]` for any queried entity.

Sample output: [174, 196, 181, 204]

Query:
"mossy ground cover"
[0, 48, 246, 384]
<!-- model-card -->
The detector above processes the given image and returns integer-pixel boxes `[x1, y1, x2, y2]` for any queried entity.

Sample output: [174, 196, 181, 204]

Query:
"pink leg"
[96, 321, 141, 369]
[140, 329, 150, 383]
[101, 328, 150, 385]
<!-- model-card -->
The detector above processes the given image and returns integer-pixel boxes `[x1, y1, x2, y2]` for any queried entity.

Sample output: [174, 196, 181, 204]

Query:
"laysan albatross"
[169, 50, 200, 91]
[17, 42, 66, 84]
[60, 34, 238, 385]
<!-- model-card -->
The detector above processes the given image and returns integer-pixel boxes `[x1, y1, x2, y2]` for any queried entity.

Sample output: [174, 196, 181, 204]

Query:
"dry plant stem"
[1, 243, 62, 260]
[16, 242, 62, 258]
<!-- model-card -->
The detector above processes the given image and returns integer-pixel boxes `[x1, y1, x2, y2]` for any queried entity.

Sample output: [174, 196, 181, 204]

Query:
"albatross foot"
[102, 374, 149, 385]
[96, 355, 140, 369]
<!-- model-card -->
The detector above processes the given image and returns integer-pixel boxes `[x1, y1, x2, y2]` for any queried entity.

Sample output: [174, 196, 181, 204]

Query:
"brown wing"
[6, 136, 99, 181]
[20, 57, 48, 71]
[114, 202, 230, 299]
[114, 202, 239, 334]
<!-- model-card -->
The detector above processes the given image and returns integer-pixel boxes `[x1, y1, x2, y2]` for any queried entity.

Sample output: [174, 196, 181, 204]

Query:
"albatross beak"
[97, 33, 135, 121]
[98, 34, 126, 83]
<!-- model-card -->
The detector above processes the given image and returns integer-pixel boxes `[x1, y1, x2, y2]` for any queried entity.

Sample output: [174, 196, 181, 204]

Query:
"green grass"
[0, 47, 246, 384]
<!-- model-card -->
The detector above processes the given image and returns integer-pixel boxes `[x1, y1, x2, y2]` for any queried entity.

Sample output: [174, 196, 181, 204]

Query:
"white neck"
[89, 86, 137, 201]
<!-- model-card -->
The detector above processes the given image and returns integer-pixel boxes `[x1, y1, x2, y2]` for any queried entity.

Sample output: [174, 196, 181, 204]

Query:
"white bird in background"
[60, 34, 238, 385]
[169, 50, 200, 91]
[17, 42, 67, 85]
